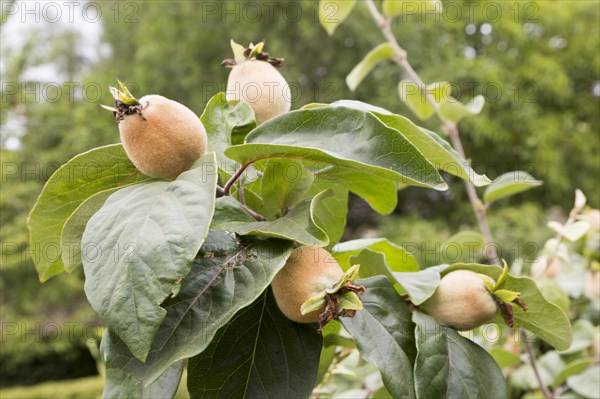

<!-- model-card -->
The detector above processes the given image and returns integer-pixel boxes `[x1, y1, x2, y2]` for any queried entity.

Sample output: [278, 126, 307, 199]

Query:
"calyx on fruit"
[421, 263, 527, 330]
[271, 246, 365, 331]
[102, 80, 207, 181]
[222, 40, 291, 125]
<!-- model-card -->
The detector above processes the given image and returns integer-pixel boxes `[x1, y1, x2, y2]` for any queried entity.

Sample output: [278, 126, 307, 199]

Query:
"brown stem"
[364, 0, 500, 265]
[520, 329, 554, 399]
[223, 161, 253, 195]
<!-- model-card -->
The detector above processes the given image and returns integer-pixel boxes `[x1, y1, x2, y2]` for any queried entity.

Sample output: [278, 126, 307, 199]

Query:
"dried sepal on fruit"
[271, 246, 365, 331]
[223, 40, 291, 125]
[103, 80, 207, 181]
[421, 263, 527, 330]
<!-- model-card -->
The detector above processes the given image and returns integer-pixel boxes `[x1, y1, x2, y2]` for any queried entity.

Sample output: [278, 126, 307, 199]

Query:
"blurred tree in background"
[1, 0, 598, 387]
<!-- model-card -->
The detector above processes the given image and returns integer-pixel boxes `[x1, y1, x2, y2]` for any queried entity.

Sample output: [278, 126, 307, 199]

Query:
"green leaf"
[305, 179, 348, 243]
[413, 311, 506, 399]
[398, 81, 485, 122]
[212, 191, 331, 246]
[60, 188, 118, 273]
[210, 196, 255, 229]
[229, 39, 247, 64]
[538, 278, 570, 314]
[489, 347, 521, 369]
[82, 153, 218, 361]
[260, 158, 314, 219]
[567, 365, 600, 398]
[225, 107, 447, 190]
[559, 319, 595, 355]
[483, 171, 543, 204]
[382, 0, 442, 17]
[314, 165, 397, 214]
[554, 358, 597, 387]
[393, 265, 446, 305]
[439, 95, 485, 122]
[325, 100, 491, 186]
[398, 81, 448, 121]
[333, 238, 420, 272]
[442, 264, 573, 350]
[440, 230, 486, 263]
[200, 92, 256, 175]
[547, 220, 591, 242]
[494, 289, 521, 303]
[318, 0, 357, 35]
[346, 43, 395, 91]
[100, 350, 183, 399]
[100, 231, 293, 394]
[27, 144, 151, 281]
[341, 276, 417, 399]
[338, 291, 363, 310]
[187, 289, 322, 399]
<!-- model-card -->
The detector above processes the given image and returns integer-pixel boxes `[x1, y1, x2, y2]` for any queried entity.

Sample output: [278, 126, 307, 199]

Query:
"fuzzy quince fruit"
[223, 40, 291, 125]
[104, 81, 207, 180]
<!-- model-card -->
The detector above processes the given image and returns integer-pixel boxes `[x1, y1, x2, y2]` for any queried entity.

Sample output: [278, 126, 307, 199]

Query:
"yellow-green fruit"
[422, 270, 498, 330]
[271, 246, 343, 323]
[119, 95, 207, 180]
[226, 60, 291, 125]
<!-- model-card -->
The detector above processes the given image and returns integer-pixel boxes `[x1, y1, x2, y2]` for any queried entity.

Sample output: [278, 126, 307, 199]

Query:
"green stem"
[364, 0, 500, 266]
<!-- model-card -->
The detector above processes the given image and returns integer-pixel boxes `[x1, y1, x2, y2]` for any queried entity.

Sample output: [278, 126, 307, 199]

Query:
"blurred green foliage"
[0, 0, 598, 388]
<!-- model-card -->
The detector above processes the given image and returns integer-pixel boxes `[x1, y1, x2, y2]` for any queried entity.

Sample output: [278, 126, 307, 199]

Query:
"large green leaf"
[318, 0, 357, 35]
[82, 153, 218, 361]
[333, 238, 420, 272]
[341, 276, 417, 399]
[413, 311, 506, 399]
[27, 144, 152, 281]
[100, 350, 183, 399]
[211, 191, 332, 246]
[100, 231, 293, 395]
[483, 171, 543, 204]
[306, 100, 490, 187]
[260, 158, 314, 219]
[187, 289, 322, 398]
[382, 0, 442, 17]
[225, 107, 447, 190]
[346, 43, 395, 91]
[443, 264, 573, 350]
[61, 188, 119, 273]
[200, 92, 256, 175]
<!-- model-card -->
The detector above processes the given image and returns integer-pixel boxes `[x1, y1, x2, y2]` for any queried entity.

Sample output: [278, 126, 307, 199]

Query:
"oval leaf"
[187, 289, 322, 398]
[413, 311, 507, 399]
[341, 276, 417, 399]
[333, 238, 420, 272]
[347, 43, 395, 91]
[225, 107, 447, 190]
[61, 189, 119, 273]
[83, 153, 218, 361]
[27, 144, 152, 281]
[201, 92, 256, 175]
[483, 171, 543, 204]
[99, 231, 294, 394]
[319, 0, 357, 35]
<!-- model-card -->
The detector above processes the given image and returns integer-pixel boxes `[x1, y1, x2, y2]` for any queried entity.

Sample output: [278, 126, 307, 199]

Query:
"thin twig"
[520, 329, 554, 399]
[223, 161, 253, 195]
[364, 0, 500, 265]
[240, 202, 265, 221]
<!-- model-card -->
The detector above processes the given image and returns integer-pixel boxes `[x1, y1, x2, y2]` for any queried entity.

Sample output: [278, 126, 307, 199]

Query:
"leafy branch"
[364, 0, 500, 266]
